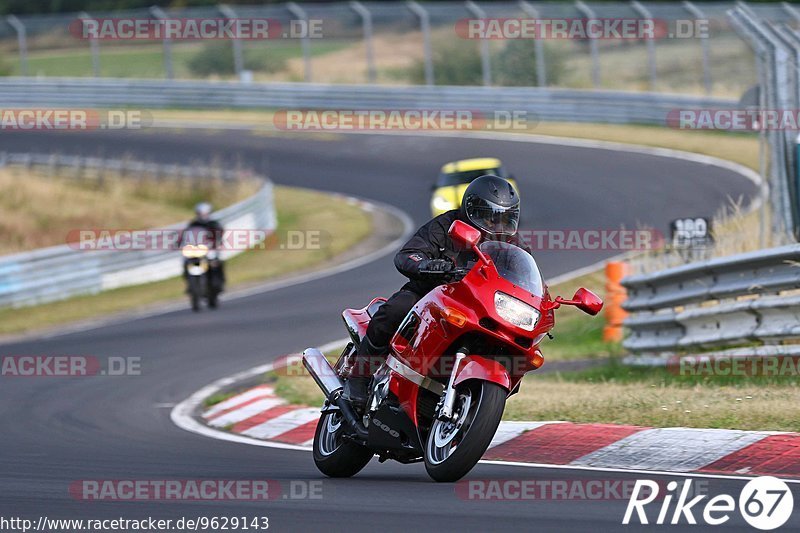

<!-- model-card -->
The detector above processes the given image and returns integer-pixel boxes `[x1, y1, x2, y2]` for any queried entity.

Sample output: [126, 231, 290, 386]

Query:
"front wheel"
[424, 380, 506, 482]
[188, 276, 202, 312]
[313, 411, 373, 478]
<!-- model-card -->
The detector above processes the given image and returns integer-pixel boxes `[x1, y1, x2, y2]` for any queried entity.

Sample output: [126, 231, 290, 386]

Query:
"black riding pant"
[354, 288, 421, 377]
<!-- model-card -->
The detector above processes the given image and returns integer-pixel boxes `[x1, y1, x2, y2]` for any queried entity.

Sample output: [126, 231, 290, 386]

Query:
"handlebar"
[418, 267, 470, 282]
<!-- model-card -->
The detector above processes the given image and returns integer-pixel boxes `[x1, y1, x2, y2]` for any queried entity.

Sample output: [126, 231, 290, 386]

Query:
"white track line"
[158, 129, 770, 480]
[172, 344, 797, 483]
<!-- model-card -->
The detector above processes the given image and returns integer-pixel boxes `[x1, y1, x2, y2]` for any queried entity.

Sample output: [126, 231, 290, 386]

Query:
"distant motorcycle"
[182, 244, 222, 312]
[303, 220, 603, 482]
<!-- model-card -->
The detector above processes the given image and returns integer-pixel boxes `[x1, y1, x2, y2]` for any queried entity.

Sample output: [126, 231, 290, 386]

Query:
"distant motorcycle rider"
[181, 202, 226, 290]
[344, 175, 529, 406]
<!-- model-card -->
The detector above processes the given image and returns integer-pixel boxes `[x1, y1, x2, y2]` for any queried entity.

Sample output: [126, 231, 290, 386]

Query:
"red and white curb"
[199, 382, 800, 480]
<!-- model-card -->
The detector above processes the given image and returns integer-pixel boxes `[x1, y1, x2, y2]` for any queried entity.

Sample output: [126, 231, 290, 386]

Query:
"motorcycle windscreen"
[479, 241, 544, 297]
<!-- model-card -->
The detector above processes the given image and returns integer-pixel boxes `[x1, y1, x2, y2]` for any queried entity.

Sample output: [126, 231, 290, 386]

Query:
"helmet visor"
[466, 197, 520, 235]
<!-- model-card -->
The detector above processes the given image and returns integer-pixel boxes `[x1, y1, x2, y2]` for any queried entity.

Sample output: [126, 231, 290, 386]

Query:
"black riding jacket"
[395, 210, 532, 295]
[181, 219, 225, 250]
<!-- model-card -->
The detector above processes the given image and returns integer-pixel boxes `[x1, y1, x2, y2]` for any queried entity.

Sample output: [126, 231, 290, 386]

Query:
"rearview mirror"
[571, 288, 603, 316]
[550, 287, 604, 315]
[448, 220, 481, 249]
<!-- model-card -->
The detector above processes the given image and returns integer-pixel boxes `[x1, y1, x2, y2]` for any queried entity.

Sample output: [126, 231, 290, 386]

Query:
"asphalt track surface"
[2, 129, 793, 532]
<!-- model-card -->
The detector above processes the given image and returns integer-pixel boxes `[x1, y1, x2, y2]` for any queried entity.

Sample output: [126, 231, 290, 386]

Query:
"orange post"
[603, 261, 629, 342]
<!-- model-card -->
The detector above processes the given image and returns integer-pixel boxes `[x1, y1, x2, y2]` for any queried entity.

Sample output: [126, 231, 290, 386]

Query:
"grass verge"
[0, 165, 258, 255]
[267, 351, 800, 431]
[0, 187, 371, 336]
[506, 358, 800, 432]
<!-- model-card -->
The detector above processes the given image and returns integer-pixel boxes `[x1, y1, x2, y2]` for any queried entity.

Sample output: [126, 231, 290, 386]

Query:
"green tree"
[187, 42, 286, 77]
[409, 39, 563, 87]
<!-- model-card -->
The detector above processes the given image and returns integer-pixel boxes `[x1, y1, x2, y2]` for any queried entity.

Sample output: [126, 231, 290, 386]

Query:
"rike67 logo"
[623, 476, 794, 530]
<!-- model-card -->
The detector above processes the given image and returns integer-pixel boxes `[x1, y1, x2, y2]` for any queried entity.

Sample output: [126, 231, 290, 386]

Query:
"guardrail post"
[729, 6, 795, 242]
[683, 2, 712, 95]
[465, 1, 491, 87]
[575, 1, 600, 88]
[218, 4, 244, 79]
[287, 2, 312, 82]
[771, 22, 800, 238]
[349, 1, 376, 84]
[631, 1, 657, 91]
[407, 0, 434, 86]
[6, 15, 28, 76]
[519, 1, 546, 87]
[79, 12, 101, 77]
[150, 6, 174, 79]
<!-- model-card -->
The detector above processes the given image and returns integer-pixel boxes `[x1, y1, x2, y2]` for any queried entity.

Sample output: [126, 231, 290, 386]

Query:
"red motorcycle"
[303, 220, 603, 482]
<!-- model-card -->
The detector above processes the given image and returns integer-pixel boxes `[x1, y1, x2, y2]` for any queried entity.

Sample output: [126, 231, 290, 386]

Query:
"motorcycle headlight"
[494, 292, 539, 331]
[432, 195, 455, 212]
[182, 245, 208, 258]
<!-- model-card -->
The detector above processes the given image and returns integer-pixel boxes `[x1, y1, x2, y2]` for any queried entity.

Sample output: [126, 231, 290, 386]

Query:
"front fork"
[436, 348, 468, 421]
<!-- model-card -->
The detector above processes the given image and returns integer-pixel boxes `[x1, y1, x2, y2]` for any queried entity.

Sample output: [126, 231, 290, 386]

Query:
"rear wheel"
[313, 411, 373, 478]
[424, 380, 506, 482]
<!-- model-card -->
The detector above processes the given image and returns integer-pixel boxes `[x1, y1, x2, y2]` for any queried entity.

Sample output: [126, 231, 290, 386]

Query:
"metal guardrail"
[0, 1, 780, 96]
[621, 244, 800, 360]
[0, 77, 737, 126]
[728, 4, 800, 244]
[0, 154, 276, 308]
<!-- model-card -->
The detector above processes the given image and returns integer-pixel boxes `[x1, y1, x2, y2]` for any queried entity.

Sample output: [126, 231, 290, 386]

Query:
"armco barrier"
[0, 78, 737, 126]
[0, 155, 276, 308]
[621, 244, 800, 361]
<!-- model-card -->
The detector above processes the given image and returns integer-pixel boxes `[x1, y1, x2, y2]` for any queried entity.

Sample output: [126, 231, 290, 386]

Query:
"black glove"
[417, 258, 454, 276]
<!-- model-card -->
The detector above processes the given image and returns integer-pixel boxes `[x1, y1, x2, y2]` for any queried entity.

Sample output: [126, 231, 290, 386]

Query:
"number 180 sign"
[670, 217, 713, 250]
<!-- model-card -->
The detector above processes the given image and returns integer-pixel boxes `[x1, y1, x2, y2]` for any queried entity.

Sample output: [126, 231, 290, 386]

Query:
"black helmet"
[461, 175, 520, 236]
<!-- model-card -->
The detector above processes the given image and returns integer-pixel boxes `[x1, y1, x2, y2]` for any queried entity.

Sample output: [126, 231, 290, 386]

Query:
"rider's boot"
[343, 335, 387, 408]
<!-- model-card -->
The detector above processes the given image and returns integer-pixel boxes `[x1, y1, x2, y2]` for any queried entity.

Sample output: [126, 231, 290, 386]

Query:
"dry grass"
[0, 165, 259, 255]
[0, 186, 371, 335]
[513, 123, 759, 172]
[507, 363, 800, 431]
[506, 379, 800, 431]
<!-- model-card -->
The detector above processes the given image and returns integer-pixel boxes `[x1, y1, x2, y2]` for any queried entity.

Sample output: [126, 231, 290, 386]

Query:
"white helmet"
[194, 202, 212, 221]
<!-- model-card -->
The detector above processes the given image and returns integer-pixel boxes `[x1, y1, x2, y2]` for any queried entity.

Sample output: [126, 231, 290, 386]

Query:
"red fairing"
[453, 356, 510, 389]
[338, 221, 601, 433]
[342, 297, 387, 344]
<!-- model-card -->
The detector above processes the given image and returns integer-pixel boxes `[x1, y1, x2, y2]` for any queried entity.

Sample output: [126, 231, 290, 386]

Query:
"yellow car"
[430, 158, 517, 217]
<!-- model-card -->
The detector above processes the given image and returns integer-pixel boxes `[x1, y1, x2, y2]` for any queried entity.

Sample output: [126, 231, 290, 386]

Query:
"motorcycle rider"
[181, 202, 226, 291]
[344, 174, 529, 406]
